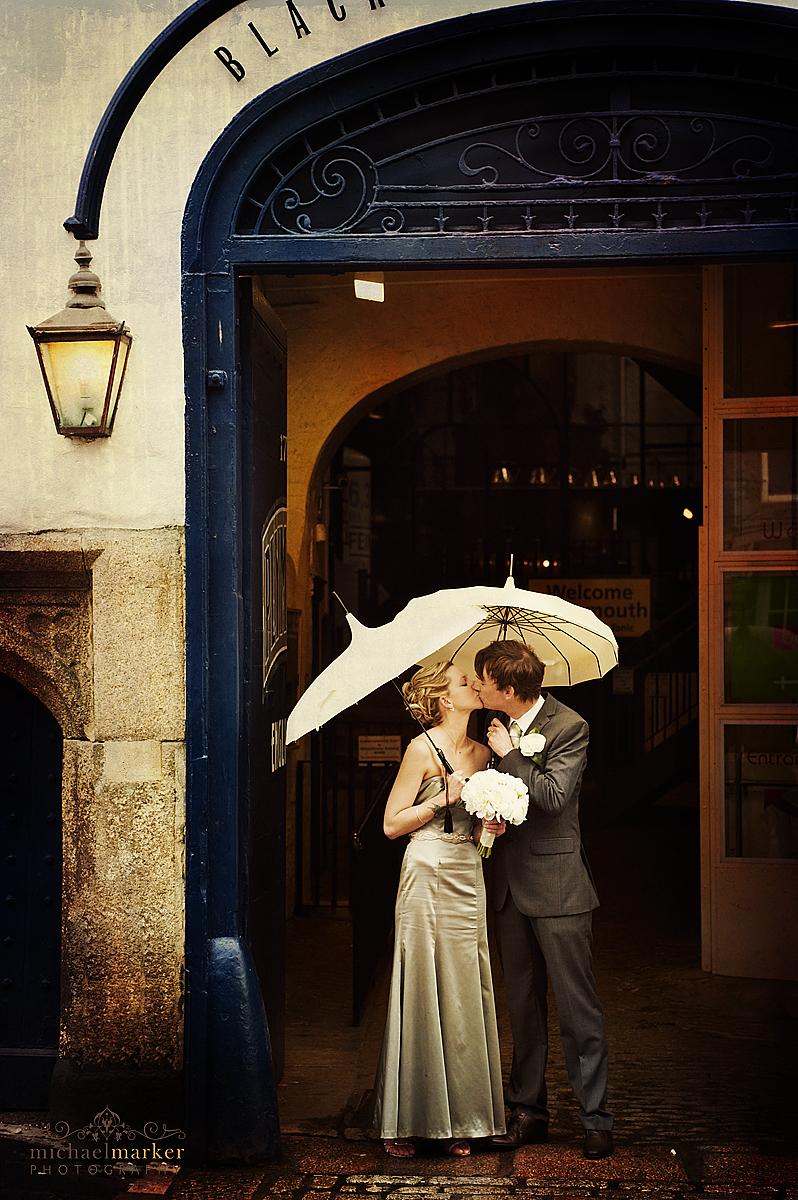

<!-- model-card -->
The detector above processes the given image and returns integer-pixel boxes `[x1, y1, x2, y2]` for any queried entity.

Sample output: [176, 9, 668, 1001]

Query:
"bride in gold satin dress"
[371, 661, 506, 1158]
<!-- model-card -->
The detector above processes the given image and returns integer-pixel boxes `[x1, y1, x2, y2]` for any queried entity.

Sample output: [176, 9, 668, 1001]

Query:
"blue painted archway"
[175, 0, 798, 1162]
[65, 0, 247, 240]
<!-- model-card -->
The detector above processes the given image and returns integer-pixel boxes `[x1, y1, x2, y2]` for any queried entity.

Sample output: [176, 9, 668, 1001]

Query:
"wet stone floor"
[3, 810, 798, 1199]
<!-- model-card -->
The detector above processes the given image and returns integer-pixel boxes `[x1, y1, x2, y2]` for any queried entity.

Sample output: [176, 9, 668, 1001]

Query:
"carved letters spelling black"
[215, 0, 386, 80]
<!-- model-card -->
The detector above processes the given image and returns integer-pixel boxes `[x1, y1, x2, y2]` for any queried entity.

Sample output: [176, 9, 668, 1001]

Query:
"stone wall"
[0, 528, 186, 1125]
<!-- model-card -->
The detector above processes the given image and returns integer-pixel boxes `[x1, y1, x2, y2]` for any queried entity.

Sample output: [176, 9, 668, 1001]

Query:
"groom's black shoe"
[583, 1130, 613, 1159]
[491, 1112, 548, 1149]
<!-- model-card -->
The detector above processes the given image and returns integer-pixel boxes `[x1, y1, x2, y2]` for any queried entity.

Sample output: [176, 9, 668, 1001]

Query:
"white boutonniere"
[519, 728, 545, 766]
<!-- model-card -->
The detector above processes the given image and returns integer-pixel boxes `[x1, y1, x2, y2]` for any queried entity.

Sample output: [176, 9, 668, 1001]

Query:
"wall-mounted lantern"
[27, 241, 131, 437]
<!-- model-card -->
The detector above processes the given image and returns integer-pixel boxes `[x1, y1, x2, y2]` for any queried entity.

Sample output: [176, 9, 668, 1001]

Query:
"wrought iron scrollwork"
[269, 145, 378, 234]
[243, 108, 797, 238]
[458, 114, 778, 187]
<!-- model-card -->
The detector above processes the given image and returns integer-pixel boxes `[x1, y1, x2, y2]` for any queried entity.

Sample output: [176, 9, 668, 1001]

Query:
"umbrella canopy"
[286, 576, 618, 744]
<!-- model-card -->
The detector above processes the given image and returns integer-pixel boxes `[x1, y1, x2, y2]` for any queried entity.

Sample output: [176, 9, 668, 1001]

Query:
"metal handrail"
[600, 600, 699, 805]
[622, 598, 698, 670]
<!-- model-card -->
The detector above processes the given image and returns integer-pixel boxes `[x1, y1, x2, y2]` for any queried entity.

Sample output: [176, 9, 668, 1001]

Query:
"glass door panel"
[724, 572, 798, 704]
[701, 264, 798, 977]
[723, 416, 798, 551]
[724, 723, 798, 860]
[723, 263, 798, 399]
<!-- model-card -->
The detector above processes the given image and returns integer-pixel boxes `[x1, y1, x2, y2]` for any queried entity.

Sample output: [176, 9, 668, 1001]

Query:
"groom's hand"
[487, 719, 512, 758]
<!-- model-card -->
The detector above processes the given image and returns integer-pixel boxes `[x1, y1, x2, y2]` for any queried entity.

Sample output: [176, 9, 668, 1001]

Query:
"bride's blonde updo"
[402, 661, 453, 728]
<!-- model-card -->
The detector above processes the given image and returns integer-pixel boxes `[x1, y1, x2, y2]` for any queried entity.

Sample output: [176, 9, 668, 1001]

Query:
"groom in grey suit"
[473, 639, 614, 1159]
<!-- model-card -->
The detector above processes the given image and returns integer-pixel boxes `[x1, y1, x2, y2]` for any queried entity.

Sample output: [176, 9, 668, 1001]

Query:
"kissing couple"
[371, 639, 614, 1161]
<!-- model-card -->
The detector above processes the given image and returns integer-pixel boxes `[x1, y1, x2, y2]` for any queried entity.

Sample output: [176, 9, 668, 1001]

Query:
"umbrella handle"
[430, 743, 455, 776]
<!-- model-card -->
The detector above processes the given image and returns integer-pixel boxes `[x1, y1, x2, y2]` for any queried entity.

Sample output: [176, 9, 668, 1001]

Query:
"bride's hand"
[483, 817, 506, 838]
[446, 769, 467, 801]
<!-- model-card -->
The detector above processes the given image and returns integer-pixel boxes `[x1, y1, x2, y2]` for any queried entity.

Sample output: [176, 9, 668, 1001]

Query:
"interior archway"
[331, 348, 701, 607]
[291, 337, 701, 889]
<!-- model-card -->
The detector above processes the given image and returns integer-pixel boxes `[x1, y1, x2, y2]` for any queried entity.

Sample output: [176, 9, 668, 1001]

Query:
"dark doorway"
[181, 0, 798, 1155]
[291, 350, 701, 1038]
[0, 673, 63, 1108]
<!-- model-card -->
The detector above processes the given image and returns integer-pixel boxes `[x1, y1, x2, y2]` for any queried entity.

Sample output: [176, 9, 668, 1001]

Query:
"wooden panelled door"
[700, 264, 798, 981]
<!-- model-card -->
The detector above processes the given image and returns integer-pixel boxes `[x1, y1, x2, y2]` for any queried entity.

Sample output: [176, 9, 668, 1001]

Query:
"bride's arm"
[383, 740, 449, 839]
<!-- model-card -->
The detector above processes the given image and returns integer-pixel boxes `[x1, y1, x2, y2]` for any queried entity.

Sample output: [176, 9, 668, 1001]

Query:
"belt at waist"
[409, 829, 472, 843]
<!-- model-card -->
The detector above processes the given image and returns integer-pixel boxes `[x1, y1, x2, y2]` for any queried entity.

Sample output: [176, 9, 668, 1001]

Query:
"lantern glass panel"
[39, 337, 116, 430]
[107, 336, 131, 431]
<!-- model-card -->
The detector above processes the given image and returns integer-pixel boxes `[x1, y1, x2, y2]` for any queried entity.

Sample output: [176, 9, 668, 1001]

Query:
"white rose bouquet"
[461, 768, 529, 859]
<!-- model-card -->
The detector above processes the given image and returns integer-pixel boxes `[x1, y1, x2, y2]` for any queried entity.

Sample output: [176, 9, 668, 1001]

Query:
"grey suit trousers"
[495, 896, 613, 1131]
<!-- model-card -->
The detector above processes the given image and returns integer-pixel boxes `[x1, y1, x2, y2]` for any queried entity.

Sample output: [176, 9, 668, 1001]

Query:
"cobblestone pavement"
[163, 1135, 798, 1200]
[3, 808, 797, 1199]
[5, 1133, 798, 1200]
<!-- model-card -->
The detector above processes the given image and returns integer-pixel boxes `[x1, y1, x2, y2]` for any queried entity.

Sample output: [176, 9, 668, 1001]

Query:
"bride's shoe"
[443, 1138, 471, 1156]
[384, 1139, 415, 1157]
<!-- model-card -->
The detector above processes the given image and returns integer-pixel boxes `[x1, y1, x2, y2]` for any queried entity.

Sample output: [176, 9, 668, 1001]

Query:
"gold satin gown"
[372, 776, 506, 1140]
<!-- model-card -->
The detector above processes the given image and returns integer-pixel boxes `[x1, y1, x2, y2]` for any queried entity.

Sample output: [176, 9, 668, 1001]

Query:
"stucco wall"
[2, 0, 793, 534]
[1, 0, 534, 534]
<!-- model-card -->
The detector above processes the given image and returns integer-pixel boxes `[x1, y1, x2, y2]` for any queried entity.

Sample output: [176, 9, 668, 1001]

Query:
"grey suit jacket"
[489, 692, 599, 918]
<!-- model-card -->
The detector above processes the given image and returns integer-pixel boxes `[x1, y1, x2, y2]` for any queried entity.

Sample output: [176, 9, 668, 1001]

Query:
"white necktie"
[509, 720, 521, 748]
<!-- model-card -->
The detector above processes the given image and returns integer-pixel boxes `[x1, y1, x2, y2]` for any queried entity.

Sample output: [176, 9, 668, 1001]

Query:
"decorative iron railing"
[605, 600, 700, 797]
